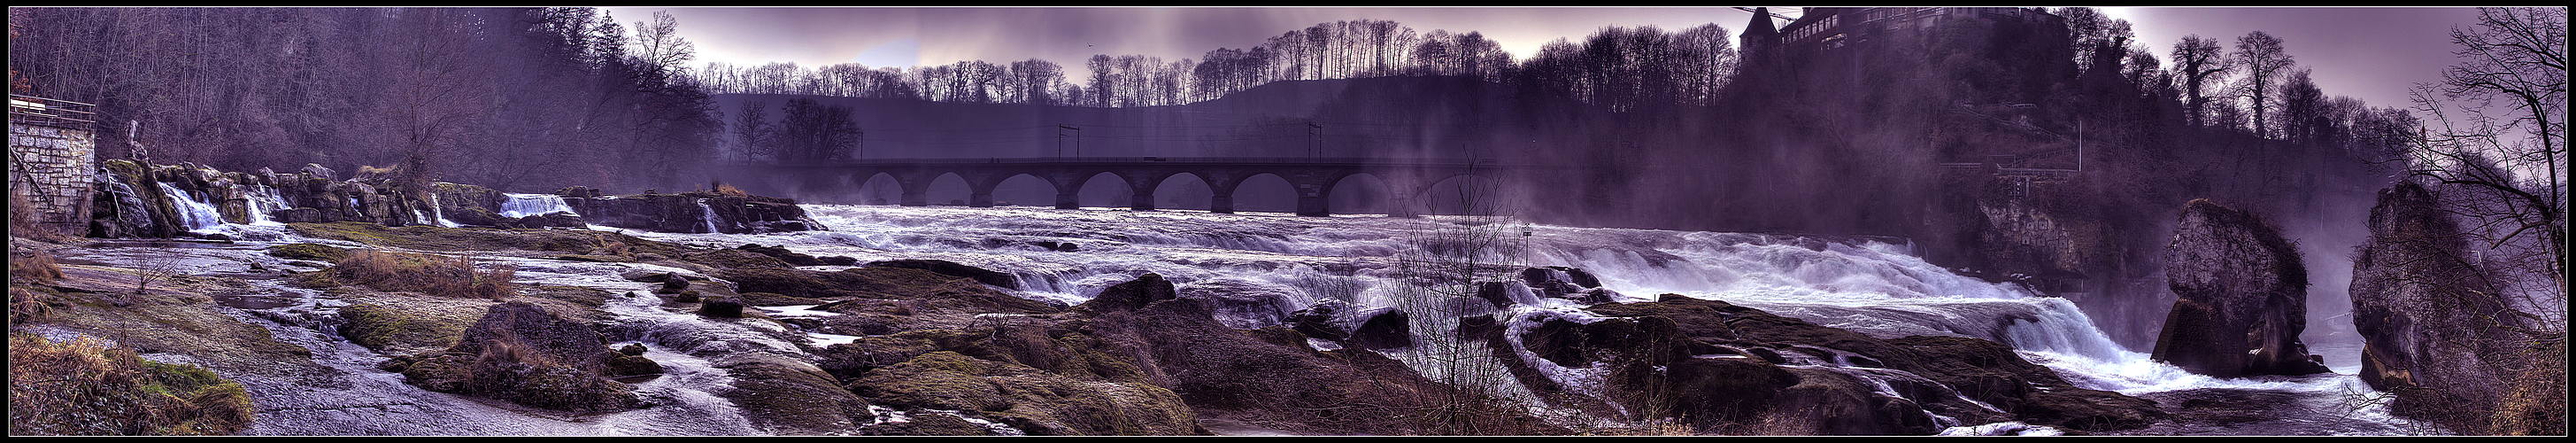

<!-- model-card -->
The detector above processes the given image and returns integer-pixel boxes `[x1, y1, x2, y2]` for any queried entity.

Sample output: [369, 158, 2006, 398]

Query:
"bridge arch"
[1415, 173, 1508, 216]
[855, 172, 905, 206]
[1148, 171, 1215, 211]
[924, 173, 973, 206]
[1067, 171, 1149, 210]
[1323, 172, 1405, 217]
[975, 173, 1057, 207]
[1217, 173, 1296, 214]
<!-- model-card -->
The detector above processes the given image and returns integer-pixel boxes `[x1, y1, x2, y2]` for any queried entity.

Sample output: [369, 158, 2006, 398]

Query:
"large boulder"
[2347, 183, 2541, 434]
[2149, 199, 2329, 377]
[1078, 273, 1178, 312]
[386, 301, 638, 412]
[1285, 299, 1411, 350]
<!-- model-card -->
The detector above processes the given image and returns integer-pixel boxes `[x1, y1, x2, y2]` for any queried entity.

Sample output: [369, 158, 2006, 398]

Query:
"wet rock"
[2150, 199, 2329, 377]
[507, 213, 589, 229]
[698, 297, 745, 318]
[1077, 273, 1177, 312]
[299, 163, 336, 181]
[1284, 299, 1410, 350]
[739, 244, 828, 266]
[560, 191, 822, 234]
[867, 259, 1020, 290]
[606, 354, 664, 377]
[1175, 278, 1303, 330]
[397, 301, 638, 412]
[618, 343, 648, 356]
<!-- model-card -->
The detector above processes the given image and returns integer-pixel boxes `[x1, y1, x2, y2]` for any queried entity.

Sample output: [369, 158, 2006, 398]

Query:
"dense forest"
[8, 7, 718, 192]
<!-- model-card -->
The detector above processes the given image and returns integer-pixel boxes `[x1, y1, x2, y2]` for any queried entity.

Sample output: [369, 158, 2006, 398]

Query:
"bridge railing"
[731, 156, 1531, 167]
[7, 94, 97, 131]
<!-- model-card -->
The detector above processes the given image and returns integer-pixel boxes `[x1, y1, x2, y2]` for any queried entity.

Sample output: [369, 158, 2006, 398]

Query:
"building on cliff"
[7, 94, 98, 237]
[1741, 6, 2065, 67]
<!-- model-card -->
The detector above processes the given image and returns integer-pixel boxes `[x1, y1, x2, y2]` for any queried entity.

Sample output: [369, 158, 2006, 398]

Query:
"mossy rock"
[266, 243, 351, 261]
[606, 354, 665, 377]
[286, 222, 689, 256]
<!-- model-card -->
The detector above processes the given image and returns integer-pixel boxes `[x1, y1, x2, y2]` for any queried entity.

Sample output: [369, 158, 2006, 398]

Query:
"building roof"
[1744, 7, 1776, 35]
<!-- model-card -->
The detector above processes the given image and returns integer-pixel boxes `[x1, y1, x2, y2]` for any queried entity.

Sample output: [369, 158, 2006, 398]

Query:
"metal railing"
[7, 94, 98, 131]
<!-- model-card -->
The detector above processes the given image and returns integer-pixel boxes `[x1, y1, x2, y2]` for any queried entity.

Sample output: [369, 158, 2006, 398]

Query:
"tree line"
[692, 19, 1730, 112]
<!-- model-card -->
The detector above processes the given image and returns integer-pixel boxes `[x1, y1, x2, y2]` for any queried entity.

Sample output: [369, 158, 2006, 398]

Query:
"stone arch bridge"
[713, 157, 1568, 216]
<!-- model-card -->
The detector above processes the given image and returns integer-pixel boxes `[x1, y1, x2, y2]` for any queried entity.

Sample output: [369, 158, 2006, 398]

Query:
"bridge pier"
[899, 189, 929, 206]
[1208, 194, 1233, 214]
[968, 191, 994, 207]
[1130, 189, 1156, 211]
[1388, 194, 1420, 218]
[1296, 194, 1330, 217]
[1054, 190, 1081, 210]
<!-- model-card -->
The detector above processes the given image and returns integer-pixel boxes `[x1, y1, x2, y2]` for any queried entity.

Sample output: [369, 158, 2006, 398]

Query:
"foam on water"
[499, 193, 578, 218]
[600, 205, 2420, 432]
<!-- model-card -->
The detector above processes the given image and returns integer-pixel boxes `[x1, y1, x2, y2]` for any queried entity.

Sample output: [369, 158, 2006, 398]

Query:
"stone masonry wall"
[8, 123, 97, 236]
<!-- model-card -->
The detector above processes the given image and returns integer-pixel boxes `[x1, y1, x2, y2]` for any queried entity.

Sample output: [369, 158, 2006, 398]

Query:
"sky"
[605, 6, 2513, 109]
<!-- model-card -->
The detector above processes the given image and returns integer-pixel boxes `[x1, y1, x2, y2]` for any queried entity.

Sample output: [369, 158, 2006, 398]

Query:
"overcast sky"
[604, 6, 2510, 109]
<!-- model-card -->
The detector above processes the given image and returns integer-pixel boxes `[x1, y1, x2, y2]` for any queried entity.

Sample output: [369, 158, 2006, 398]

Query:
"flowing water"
[53, 203, 2438, 435]
[499, 193, 579, 218]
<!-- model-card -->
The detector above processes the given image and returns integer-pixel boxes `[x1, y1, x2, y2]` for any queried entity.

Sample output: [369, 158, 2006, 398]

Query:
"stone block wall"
[8, 123, 97, 236]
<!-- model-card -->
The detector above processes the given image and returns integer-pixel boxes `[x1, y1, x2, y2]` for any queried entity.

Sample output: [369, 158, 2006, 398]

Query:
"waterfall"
[428, 193, 459, 228]
[244, 185, 291, 226]
[158, 182, 227, 232]
[499, 193, 578, 218]
[696, 198, 722, 234]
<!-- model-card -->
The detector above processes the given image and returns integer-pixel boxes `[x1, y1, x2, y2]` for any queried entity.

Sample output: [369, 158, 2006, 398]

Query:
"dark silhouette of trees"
[4, 7, 724, 193]
[2233, 31, 2295, 139]
[2171, 35, 2232, 128]
[734, 99, 774, 160]
[775, 97, 860, 162]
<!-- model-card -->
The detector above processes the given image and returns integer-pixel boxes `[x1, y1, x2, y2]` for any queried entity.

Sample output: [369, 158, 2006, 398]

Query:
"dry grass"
[331, 250, 519, 299]
[712, 183, 752, 197]
[5, 332, 255, 435]
[10, 248, 62, 286]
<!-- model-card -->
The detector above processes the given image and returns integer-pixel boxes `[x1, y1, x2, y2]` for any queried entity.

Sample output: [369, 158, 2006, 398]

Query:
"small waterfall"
[158, 182, 227, 232]
[499, 193, 577, 218]
[244, 185, 291, 226]
[696, 198, 723, 234]
[428, 193, 460, 228]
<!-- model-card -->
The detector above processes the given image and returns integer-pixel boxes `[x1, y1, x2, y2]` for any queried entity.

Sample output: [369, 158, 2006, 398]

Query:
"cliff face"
[2346, 183, 2549, 434]
[86, 160, 821, 237]
[2149, 199, 2330, 377]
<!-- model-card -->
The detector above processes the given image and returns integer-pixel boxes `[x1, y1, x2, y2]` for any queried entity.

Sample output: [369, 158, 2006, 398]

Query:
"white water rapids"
[54, 203, 2435, 435]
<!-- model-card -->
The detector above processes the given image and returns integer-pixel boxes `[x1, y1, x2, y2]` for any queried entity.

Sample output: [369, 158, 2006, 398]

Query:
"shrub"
[331, 250, 518, 299]
[5, 333, 255, 435]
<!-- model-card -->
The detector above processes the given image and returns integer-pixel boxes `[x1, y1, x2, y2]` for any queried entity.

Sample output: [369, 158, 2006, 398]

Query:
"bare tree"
[632, 11, 697, 75]
[1384, 166, 1535, 435]
[2233, 31, 2294, 139]
[2171, 35, 2231, 128]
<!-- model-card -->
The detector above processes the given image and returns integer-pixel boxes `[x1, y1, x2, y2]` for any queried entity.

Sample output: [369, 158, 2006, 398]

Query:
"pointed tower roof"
[1746, 7, 1777, 35]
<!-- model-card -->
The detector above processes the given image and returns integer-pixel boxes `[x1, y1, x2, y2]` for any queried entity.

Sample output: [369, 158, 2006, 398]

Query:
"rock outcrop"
[561, 190, 821, 234]
[84, 160, 824, 238]
[2347, 183, 2547, 434]
[2149, 199, 2329, 377]
[1525, 294, 2163, 434]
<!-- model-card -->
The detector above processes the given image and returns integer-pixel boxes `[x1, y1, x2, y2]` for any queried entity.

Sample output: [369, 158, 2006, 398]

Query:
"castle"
[1740, 7, 2064, 66]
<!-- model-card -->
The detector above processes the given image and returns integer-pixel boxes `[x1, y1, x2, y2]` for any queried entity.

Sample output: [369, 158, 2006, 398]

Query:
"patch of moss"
[338, 303, 471, 354]
[266, 243, 351, 261]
